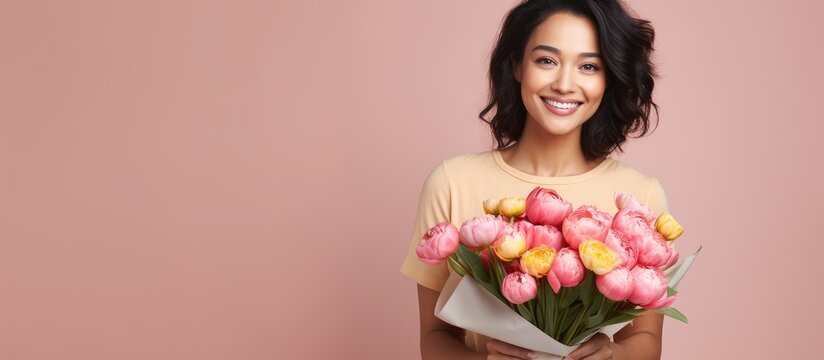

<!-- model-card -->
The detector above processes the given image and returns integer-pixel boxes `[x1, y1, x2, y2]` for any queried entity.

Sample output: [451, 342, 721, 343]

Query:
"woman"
[400, 1, 668, 359]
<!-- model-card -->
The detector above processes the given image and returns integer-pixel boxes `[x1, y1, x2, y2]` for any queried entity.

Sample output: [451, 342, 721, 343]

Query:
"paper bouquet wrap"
[434, 249, 699, 359]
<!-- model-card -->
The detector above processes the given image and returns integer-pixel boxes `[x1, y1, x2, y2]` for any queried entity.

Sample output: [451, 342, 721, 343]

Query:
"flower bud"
[519, 246, 556, 278]
[629, 266, 668, 306]
[526, 225, 565, 251]
[501, 271, 537, 304]
[637, 232, 673, 268]
[492, 228, 527, 262]
[415, 222, 461, 265]
[546, 247, 585, 293]
[483, 199, 500, 215]
[604, 229, 637, 269]
[497, 197, 526, 218]
[578, 240, 619, 275]
[655, 213, 684, 241]
[596, 267, 634, 301]
[562, 205, 612, 250]
[459, 215, 505, 250]
[525, 187, 573, 227]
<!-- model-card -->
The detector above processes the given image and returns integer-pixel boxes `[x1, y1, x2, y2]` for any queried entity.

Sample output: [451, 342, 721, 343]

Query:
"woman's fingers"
[488, 355, 533, 360]
[486, 339, 538, 359]
[574, 344, 614, 360]
[565, 333, 611, 360]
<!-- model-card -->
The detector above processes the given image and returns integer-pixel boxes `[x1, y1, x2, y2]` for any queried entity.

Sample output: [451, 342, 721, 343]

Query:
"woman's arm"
[417, 284, 484, 360]
[610, 310, 663, 360]
[418, 284, 539, 360]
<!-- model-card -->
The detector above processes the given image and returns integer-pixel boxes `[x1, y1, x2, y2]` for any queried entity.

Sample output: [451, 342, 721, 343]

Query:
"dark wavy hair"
[479, 0, 659, 160]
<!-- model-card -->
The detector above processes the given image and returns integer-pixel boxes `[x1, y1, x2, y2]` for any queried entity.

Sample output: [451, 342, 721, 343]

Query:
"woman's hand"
[486, 338, 539, 360]
[564, 333, 615, 360]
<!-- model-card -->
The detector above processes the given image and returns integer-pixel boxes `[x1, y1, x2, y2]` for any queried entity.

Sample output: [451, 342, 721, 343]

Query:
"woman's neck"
[499, 123, 606, 177]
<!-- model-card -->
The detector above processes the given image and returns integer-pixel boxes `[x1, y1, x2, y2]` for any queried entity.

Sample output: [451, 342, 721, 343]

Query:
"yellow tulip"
[655, 213, 684, 241]
[520, 246, 557, 278]
[578, 240, 619, 275]
[483, 199, 500, 215]
[493, 231, 527, 262]
[497, 197, 526, 218]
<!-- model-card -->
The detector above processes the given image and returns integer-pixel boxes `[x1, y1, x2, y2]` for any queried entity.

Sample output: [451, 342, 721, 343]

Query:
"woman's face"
[514, 12, 606, 138]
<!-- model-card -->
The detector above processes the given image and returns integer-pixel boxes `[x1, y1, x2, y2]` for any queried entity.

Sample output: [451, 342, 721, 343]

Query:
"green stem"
[563, 284, 595, 344]
[447, 254, 469, 276]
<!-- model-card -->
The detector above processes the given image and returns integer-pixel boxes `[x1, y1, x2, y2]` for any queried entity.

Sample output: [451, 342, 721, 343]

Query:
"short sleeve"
[646, 177, 684, 277]
[399, 161, 452, 292]
[644, 177, 669, 216]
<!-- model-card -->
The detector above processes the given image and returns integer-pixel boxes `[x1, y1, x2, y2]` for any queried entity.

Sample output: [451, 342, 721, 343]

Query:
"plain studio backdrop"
[1, 0, 821, 359]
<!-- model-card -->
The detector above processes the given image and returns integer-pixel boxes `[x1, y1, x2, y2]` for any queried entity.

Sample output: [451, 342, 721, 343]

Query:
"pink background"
[1, 0, 821, 359]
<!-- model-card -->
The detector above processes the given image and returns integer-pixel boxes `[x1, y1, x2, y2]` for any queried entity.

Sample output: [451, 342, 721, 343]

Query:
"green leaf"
[597, 310, 642, 328]
[657, 307, 689, 323]
[666, 286, 678, 297]
[557, 303, 583, 338]
[517, 303, 535, 324]
[543, 281, 557, 336]
[456, 245, 490, 283]
[447, 256, 467, 277]
[492, 258, 508, 286]
[559, 286, 579, 309]
[579, 270, 595, 302]
[536, 282, 547, 332]
[535, 297, 544, 331]
[616, 308, 645, 317]
[585, 295, 611, 328]
[567, 327, 602, 346]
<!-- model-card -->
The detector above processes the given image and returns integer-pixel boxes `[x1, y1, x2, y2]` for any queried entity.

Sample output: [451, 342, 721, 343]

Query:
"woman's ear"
[511, 54, 521, 83]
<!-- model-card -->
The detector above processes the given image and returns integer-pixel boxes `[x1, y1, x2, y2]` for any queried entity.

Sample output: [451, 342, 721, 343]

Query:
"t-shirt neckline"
[492, 149, 614, 185]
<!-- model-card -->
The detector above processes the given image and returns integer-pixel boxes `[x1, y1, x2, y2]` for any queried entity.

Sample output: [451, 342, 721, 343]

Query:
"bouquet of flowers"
[415, 187, 699, 358]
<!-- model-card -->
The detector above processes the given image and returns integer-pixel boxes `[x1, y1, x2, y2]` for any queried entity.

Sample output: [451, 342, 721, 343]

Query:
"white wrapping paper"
[435, 248, 701, 359]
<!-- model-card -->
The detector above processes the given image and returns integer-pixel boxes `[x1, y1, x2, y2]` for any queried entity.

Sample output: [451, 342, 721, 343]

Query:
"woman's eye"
[581, 63, 600, 72]
[537, 57, 556, 66]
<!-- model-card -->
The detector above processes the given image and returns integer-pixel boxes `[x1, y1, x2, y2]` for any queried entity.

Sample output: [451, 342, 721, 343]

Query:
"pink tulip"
[595, 267, 634, 301]
[661, 247, 680, 271]
[612, 207, 656, 253]
[513, 219, 534, 235]
[525, 187, 573, 227]
[636, 232, 673, 268]
[415, 222, 460, 265]
[459, 215, 504, 250]
[614, 191, 656, 222]
[642, 291, 677, 310]
[629, 266, 668, 306]
[526, 225, 565, 251]
[546, 248, 585, 293]
[492, 226, 527, 262]
[562, 205, 613, 249]
[501, 271, 538, 304]
[604, 229, 637, 269]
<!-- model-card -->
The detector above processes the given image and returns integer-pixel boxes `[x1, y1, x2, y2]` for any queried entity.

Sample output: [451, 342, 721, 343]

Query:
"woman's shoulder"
[600, 156, 660, 183]
[441, 149, 496, 165]
[434, 149, 499, 177]
[599, 156, 668, 214]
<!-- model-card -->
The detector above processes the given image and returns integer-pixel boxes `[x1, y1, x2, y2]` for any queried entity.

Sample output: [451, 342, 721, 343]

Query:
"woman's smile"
[542, 96, 583, 115]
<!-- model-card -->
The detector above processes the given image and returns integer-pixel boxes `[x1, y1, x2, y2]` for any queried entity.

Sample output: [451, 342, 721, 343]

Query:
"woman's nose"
[551, 67, 575, 93]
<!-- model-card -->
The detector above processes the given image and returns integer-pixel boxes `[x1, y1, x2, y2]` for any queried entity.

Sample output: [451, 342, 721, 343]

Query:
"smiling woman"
[400, 1, 668, 359]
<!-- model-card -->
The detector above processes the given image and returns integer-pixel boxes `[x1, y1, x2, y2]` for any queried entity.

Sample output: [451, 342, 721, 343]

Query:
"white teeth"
[543, 98, 580, 109]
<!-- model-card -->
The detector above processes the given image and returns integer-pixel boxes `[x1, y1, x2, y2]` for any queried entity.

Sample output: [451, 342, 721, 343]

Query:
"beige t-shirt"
[400, 149, 669, 353]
